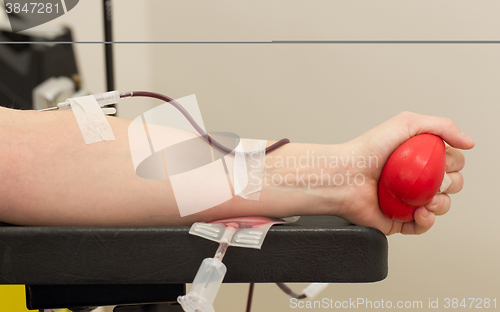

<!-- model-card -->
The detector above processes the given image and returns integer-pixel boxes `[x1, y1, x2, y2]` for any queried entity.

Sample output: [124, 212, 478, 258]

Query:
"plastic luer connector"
[92, 90, 121, 106]
[178, 258, 227, 312]
[57, 91, 121, 110]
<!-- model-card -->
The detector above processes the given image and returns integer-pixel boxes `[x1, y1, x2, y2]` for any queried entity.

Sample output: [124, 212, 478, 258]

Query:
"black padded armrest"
[0, 216, 387, 284]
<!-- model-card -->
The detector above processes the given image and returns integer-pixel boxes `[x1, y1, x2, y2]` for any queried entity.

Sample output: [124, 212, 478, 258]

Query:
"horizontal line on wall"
[1, 40, 500, 44]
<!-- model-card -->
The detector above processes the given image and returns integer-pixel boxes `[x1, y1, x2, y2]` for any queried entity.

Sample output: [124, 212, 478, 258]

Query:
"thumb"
[403, 112, 475, 150]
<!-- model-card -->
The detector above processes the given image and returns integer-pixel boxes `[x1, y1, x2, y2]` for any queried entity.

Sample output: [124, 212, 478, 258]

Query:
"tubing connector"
[178, 258, 227, 312]
[57, 91, 121, 110]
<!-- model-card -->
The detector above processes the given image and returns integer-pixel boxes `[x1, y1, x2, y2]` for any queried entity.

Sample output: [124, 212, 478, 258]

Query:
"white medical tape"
[69, 96, 115, 144]
[439, 173, 452, 193]
[232, 139, 267, 200]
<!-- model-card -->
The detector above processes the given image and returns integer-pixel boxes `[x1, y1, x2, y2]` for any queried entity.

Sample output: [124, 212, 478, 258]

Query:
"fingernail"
[430, 195, 439, 207]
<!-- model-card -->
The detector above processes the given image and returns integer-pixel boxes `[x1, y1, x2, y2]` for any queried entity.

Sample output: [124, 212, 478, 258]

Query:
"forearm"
[0, 107, 160, 225]
[0, 107, 348, 226]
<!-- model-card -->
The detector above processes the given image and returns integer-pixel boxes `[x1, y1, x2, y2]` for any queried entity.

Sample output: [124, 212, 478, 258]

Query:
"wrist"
[261, 142, 352, 217]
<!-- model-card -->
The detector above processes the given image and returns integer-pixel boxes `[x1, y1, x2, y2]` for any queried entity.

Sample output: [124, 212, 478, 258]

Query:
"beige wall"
[2, 1, 499, 311]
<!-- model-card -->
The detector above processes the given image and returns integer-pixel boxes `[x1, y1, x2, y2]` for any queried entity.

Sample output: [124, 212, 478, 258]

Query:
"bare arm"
[0, 108, 473, 234]
[0, 107, 342, 226]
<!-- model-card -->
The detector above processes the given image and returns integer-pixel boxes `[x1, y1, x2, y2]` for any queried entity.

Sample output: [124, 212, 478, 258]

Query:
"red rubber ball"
[378, 134, 446, 222]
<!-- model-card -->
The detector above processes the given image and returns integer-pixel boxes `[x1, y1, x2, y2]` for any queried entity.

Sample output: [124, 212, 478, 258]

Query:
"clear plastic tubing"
[213, 225, 237, 261]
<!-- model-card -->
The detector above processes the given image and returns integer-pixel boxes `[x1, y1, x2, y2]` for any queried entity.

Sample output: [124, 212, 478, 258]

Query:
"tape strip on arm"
[232, 138, 267, 201]
[69, 95, 115, 144]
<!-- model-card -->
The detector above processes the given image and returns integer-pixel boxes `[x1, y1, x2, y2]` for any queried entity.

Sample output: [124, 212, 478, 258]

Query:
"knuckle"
[399, 111, 414, 119]
[398, 111, 417, 132]
[459, 151, 466, 168]
[450, 173, 465, 193]
[446, 148, 466, 171]
[446, 154, 454, 171]
[443, 196, 452, 214]
[443, 117, 456, 128]
[456, 174, 464, 192]
[417, 221, 433, 235]
[438, 194, 451, 215]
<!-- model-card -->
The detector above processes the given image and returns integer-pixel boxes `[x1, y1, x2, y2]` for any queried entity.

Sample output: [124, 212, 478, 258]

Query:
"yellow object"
[0, 285, 30, 311]
[0, 286, 70, 311]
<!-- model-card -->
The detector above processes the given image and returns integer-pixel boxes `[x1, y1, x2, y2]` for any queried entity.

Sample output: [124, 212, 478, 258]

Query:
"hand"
[339, 112, 475, 235]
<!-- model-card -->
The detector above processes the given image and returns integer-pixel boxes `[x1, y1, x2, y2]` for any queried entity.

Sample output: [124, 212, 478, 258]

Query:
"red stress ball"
[378, 134, 446, 222]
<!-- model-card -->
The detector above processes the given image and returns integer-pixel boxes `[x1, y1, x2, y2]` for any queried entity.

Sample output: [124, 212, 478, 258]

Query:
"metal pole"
[102, 0, 115, 93]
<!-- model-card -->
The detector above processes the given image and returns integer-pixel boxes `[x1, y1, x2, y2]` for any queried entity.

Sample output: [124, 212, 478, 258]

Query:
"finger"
[404, 112, 475, 150]
[442, 172, 464, 194]
[446, 147, 466, 172]
[385, 221, 402, 236]
[400, 207, 436, 235]
[425, 194, 451, 216]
